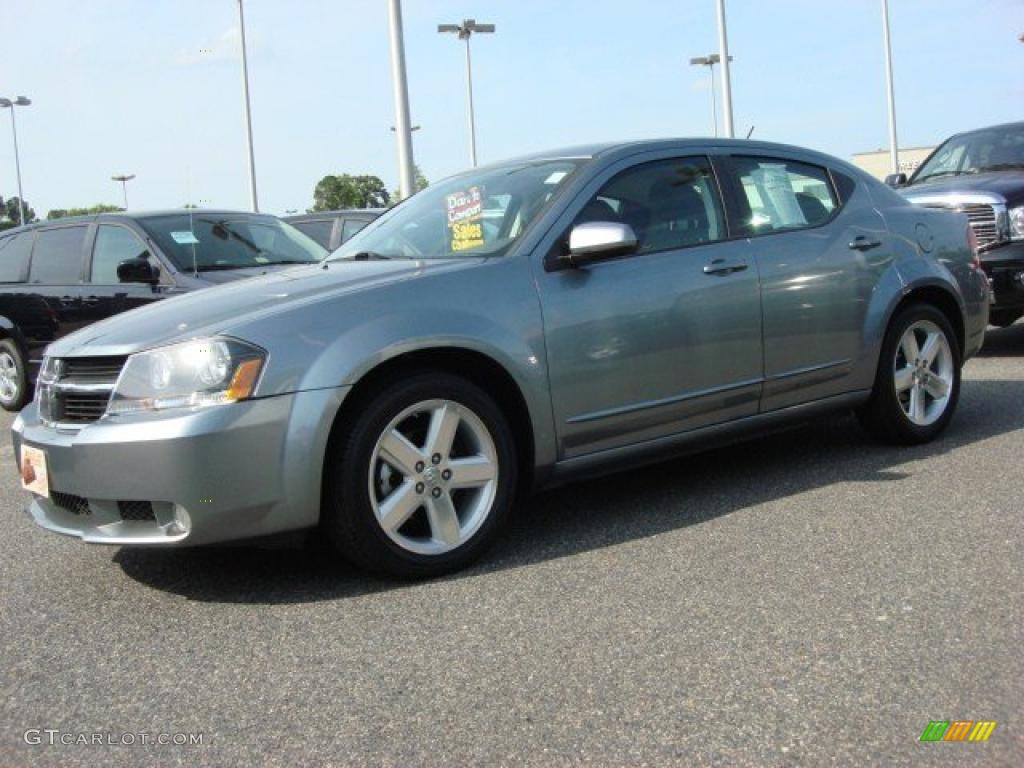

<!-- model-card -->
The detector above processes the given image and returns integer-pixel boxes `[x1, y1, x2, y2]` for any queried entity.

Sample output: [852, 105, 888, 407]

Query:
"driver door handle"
[703, 258, 749, 276]
[849, 235, 882, 251]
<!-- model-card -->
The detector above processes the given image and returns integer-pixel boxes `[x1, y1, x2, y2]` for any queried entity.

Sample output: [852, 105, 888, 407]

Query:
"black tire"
[0, 338, 30, 412]
[988, 310, 1021, 328]
[856, 303, 961, 445]
[323, 371, 517, 579]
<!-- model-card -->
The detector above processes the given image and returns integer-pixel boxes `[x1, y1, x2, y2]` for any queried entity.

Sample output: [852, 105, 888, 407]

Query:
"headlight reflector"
[1009, 206, 1024, 241]
[108, 338, 266, 415]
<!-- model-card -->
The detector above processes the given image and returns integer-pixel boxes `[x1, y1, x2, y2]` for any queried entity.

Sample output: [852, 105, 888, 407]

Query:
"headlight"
[108, 337, 266, 415]
[1009, 206, 1024, 241]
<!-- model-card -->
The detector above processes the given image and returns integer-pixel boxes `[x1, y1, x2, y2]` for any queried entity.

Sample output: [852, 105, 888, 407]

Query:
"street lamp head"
[112, 174, 136, 182]
[438, 19, 495, 39]
[0, 99, 10, 108]
[14, 97, 31, 106]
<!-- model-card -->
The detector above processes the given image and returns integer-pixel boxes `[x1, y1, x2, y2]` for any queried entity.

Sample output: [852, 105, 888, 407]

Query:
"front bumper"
[981, 241, 1024, 310]
[11, 387, 349, 546]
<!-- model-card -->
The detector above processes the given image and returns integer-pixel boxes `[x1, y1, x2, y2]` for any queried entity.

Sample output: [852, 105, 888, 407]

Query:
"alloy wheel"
[0, 351, 19, 405]
[368, 399, 499, 556]
[893, 319, 953, 427]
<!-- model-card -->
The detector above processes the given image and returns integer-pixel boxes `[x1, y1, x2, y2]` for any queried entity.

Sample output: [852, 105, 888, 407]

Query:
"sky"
[1, 0, 1021, 218]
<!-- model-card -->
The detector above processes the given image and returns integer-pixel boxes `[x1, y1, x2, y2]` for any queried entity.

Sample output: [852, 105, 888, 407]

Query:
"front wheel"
[856, 304, 961, 445]
[0, 339, 30, 412]
[323, 372, 517, 578]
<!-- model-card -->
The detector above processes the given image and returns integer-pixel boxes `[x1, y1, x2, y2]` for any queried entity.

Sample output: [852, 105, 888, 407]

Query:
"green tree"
[0, 196, 37, 230]
[312, 174, 390, 211]
[46, 203, 124, 220]
[391, 164, 429, 203]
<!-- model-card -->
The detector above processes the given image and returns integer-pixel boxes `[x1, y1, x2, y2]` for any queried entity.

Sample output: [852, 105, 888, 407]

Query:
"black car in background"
[891, 121, 1024, 327]
[284, 209, 384, 250]
[0, 210, 326, 410]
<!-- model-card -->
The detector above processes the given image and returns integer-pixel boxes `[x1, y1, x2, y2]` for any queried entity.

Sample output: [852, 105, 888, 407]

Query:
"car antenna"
[745, 125, 755, 139]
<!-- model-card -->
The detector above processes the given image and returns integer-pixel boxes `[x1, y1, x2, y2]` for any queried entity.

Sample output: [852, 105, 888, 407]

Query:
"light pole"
[0, 96, 31, 226]
[689, 54, 732, 137]
[438, 19, 495, 167]
[237, 0, 259, 211]
[714, 0, 735, 138]
[388, 0, 416, 200]
[881, 0, 899, 174]
[111, 174, 135, 209]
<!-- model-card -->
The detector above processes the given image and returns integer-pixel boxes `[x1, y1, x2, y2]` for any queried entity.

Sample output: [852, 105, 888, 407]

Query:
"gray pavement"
[2, 325, 1023, 767]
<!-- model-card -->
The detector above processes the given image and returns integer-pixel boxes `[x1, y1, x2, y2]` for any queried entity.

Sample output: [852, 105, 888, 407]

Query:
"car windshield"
[139, 214, 327, 272]
[911, 124, 1024, 183]
[329, 159, 585, 261]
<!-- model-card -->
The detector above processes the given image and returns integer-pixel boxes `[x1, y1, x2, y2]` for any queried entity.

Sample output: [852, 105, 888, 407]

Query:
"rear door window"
[291, 219, 335, 248]
[341, 218, 370, 242]
[90, 224, 150, 283]
[0, 231, 34, 282]
[725, 157, 838, 236]
[28, 226, 88, 284]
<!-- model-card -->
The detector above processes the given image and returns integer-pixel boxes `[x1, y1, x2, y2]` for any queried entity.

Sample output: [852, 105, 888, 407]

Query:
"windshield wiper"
[913, 170, 964, 183]
[258, 259, 317, 265]
[977, 162, 1024, 172]
[351, 251, 394, 261]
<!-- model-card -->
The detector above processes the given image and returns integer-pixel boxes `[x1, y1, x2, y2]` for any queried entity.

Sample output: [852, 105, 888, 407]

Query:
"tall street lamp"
[388, 0, 416, 200]
[881, 0, 900, 174]
[438, 19, 495, 167]
[689, 54, 732, 137]
[714, 0, 735, 138]
[0, 96, 31, 226]
[237, 0, 259, 211]
[111, 174, 136, 209]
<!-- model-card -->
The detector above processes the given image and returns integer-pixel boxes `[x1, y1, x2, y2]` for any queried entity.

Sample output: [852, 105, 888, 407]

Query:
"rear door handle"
[849, 235, 882, 251]
[83, 295, 101, 304]
[703, 258, 749, 276]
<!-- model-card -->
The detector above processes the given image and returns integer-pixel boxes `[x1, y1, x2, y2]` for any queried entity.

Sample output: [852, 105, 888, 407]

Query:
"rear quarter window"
[0, 231, 33, 282]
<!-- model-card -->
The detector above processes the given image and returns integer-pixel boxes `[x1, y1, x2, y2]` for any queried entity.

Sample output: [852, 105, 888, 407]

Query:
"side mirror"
[562, 221, 638, 267]
[884, 172, 907, 188]
[116, 253, 159, 285]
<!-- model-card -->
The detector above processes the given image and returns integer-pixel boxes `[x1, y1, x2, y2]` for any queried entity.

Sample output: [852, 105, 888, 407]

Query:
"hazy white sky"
[1, 0, 1021, 217]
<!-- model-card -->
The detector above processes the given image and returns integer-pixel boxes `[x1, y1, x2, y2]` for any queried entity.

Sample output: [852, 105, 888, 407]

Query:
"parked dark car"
[12, 139, 989, 578]
[0, 210, 326, 410]
[284, 209, 384, 250]
[889, 121, 1024, 327]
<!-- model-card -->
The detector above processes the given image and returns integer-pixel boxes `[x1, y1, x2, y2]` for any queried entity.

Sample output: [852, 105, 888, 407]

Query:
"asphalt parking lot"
[1, 326, 1022, 767]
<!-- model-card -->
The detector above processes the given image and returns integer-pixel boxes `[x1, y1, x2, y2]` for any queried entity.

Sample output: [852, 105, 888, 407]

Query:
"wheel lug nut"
[415, 461, 425, 473]
[431, 487, 442, 498]
[442, 469, 452, 481]
[431, 453, 441, 465]
[415, 482, 425, 494]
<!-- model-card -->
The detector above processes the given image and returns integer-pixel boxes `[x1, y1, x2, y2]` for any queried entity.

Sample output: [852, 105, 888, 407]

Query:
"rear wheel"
[0, 339, 29, 412]
[323, 372, 517, 578]
[856, 304, 961, 445]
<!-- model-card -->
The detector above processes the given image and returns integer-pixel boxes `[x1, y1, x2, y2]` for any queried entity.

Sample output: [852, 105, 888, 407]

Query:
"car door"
[80, 223, 167, 325]
[716, 154, 895, 411]
[340, 216, 372, 245]
[290, 218, 336, 250]
[536, 154, 764, 459]
[21, 224, 90, 364]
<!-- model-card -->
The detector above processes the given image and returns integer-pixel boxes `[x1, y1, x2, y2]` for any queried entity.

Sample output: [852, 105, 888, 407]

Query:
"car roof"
[284, 209, 385, 221]
[946, 120, 1024, 140]
[0, 208, 284, 236]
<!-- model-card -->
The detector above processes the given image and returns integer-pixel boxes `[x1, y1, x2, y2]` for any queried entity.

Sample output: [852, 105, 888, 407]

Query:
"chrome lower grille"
[38, 356, 127, 426]
[921, 202, 999, 249]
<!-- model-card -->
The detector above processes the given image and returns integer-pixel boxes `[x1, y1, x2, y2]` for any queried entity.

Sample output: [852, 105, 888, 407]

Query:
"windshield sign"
[331, 159, 584, 261]
[141, 215, 327, 272]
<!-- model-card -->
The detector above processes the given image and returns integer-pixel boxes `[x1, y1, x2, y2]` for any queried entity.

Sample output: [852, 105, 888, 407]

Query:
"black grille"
[59, 393, 111, 423]
[52, 491, 90, 515]
[118, 500, 156, 521]
[62, 356, 128, 381]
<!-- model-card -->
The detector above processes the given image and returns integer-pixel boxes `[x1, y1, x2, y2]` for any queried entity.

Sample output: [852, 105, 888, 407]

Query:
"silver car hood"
[48, 259, 477, 358]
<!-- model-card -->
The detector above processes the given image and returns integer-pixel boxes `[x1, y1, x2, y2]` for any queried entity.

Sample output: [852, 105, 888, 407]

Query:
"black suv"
[891, 121, 1024, 327]
[0, 210, 326, 410]
[284, 209, 383, 250]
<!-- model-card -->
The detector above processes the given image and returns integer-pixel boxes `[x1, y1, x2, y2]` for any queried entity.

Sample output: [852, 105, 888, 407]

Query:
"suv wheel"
[856, 304, 961, 445]
[0, 339, 29, 412]
[324, 372, 517, 578]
